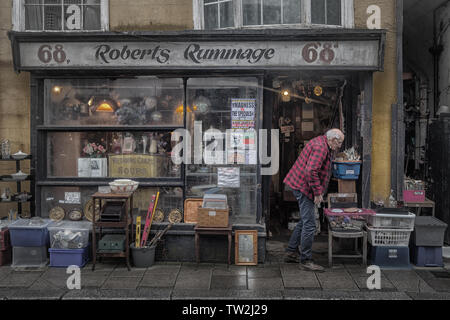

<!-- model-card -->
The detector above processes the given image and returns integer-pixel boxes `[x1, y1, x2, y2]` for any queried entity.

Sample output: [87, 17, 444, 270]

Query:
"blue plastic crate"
[332, 161, 361, 180]
[369, 245, 412, 269]
[49, 246, 90, 268]
[9, 218, 52, 247]
[410, 245, 443, 267]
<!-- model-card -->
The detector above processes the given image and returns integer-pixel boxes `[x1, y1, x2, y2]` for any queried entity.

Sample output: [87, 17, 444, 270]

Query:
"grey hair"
[326, 129, 343, 140]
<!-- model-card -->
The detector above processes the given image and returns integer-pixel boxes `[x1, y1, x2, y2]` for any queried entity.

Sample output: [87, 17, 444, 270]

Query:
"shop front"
[8, 29, 385, 263]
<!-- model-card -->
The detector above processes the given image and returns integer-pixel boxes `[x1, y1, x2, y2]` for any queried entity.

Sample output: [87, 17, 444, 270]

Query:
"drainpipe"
[430, 1, 447, 117]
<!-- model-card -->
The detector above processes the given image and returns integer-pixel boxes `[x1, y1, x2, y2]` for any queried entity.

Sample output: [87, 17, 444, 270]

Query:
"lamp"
[281, 89, 291, 102]
[92, 97, 118, 113]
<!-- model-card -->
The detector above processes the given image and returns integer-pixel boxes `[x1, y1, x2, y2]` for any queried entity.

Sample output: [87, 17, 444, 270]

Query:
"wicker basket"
[183, 198, 203, 224]
[197, 207, 229, 227]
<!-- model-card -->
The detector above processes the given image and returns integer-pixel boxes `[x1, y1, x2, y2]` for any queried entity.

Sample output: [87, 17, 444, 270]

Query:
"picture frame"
[235, 230, 258, 265]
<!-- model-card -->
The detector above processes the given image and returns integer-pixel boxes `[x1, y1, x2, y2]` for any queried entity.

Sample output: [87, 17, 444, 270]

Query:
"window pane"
[311, 0, 325, 24]
[219, 1, 234, 28]
[204, 0, 216, 3]
[47, 131, 181, 178]
[44, 5, 63, 30]
[204, 4, 218, 29]
[25, 0, 43, 30]
[242, 0, 261, 26]
[186, 77, 259, 223]
[263, 0, 281, 25]
[283, 0, 301, 24]
[83, 1, 101, 30]
[44, 78, 184, 127]
[327, 0, 341, 25]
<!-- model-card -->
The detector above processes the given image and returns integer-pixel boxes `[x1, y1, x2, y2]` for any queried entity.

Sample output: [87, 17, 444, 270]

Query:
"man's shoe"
[284, 252, 300, 263]
[299, 260, 325, 272]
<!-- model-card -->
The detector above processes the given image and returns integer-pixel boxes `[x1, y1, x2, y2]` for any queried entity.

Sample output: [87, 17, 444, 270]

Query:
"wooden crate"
[197, 207, 229, 227]
[184, 198, 203, 224]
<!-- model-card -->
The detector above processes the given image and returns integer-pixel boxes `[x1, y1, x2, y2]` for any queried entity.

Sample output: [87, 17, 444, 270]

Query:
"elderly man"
[283, 129, 344, 272]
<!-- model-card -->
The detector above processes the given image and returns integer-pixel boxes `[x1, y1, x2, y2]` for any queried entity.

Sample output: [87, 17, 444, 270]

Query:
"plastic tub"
[367, 226, 413, 247]
[12, 246, 48, 268]
[9, 218, 52, 247]
[369, 245, 411, 269]
[49, 246, 90, 268]
[412, 216, 448, 246]
[48, 221, 92, 249]
[410, 245, 443, 267]
[403, 190, 425, 202]
[130, 242, 156, 268]
[332, 161, 361, 180]
[368, 211, 415, 229]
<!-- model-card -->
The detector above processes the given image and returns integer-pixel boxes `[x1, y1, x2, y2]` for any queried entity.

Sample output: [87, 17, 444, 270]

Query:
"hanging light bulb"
[281, 89, 290, 102]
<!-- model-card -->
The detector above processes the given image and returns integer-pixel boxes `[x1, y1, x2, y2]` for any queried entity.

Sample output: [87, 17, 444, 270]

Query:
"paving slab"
[247, 266, 281, 278]
[101, 276, 142, 290]
[80, 274, 109, 288]
[316, 271, 359, 291]
[213, 265, 247, 276]
[352, 276, 397, 291]
[172, 289, 242, 300]
[248, 277, 284, 290]
[145, 264, 181, 275]
[62, 289, 103, 300]
[29, 277, 68, 290]
[0, 271, 42, 288]
[238, 289, 283, 300]
[6, 289, 66, 300]
[210, 275, 247, 290]
[406, 292, 450, 300]
[62, 288, 171, 300]
[418, 277, 450, 292]
[140, 273, 178, 288]
[174, 271, 211, 290]
[110, 267, 146, 278]
[282, 273, 321, 289]
[284, 289, 411, 300]
[383, 270, 435, 293]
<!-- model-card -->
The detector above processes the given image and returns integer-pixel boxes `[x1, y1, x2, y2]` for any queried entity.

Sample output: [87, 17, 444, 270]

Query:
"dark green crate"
[98, 234, 126, 251]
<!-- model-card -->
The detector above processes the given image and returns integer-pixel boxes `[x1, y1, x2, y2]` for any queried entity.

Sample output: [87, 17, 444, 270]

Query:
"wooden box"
[197, 207, 229, 227]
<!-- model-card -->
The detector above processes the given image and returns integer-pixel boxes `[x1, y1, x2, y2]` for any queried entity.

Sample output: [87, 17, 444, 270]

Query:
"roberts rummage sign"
[18, 40, 381, 69]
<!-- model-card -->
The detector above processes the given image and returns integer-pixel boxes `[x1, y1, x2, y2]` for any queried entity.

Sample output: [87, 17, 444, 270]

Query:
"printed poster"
[231, 98, 256, 129]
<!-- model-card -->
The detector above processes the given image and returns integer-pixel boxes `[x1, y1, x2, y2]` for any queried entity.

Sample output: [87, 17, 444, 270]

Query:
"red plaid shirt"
[283, 135, 332, 201]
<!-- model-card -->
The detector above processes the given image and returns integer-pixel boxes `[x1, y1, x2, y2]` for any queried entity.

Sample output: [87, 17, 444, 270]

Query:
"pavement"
[0, 235, 449, 301]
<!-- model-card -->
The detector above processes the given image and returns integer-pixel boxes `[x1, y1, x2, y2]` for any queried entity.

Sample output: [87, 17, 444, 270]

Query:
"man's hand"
[314, 194, 323, 205]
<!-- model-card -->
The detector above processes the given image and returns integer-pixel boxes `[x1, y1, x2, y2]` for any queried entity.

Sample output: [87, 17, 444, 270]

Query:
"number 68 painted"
[38, 44, 67, 64]
[302, 42, 338, 64]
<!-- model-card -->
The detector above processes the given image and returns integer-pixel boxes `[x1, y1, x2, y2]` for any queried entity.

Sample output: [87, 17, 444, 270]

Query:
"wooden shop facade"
[8, 29, 385, 262]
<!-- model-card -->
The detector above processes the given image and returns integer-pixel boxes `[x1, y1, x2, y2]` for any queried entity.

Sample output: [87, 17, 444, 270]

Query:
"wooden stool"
[194, 224, 232, 265]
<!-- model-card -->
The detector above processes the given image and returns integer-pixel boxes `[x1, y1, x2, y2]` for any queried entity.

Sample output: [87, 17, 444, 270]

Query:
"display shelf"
[0, 156, 33, 216]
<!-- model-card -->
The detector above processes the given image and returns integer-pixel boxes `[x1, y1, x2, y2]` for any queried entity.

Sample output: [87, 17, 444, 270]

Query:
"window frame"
[12, 0, 109, 32]
[193, 0, 354, 30]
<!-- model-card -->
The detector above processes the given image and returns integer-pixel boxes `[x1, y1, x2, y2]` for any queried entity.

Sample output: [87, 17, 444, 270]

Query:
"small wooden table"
[194, 224, 232, 265]
[91, 192, 134, 271]
[403, 198, 435, 217]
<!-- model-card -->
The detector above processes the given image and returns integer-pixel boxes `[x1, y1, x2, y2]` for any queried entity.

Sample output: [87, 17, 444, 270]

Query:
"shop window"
[194, 0, 353, 29]
[46, 131, 180, 179]
[186, 77, 260, 223]
[40, 186, 183, 221]
[44, 78, 184, 127]
[12, 0, 109, 31]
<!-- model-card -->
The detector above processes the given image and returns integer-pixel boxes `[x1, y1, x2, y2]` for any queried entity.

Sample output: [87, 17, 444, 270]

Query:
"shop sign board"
[108, 154, 166, 178]
[18, 40, 382, 70]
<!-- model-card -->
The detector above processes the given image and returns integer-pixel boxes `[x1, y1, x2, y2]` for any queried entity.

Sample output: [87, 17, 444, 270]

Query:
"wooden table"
[194, 224, 232, 265]
[91, 192, 134, 271]
[403, 198, 435, 217]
